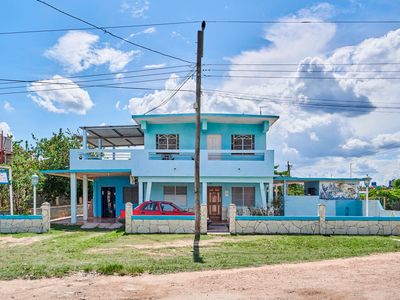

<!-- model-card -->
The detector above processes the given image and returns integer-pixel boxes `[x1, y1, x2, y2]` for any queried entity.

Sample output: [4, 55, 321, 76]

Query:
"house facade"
[44, 113, 278, 223]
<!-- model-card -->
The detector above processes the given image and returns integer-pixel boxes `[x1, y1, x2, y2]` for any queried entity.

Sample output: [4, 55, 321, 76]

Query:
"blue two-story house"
[43, 113, 278, 224]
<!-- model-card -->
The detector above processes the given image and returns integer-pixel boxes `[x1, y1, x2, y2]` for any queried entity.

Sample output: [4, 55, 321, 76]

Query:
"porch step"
[207, 222, 229, 233]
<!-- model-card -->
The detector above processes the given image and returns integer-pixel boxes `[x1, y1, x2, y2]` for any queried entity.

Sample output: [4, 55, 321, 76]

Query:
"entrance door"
[207, 134, 222, 160]
[101, 187, 116, 218]
[207, 186, 222, 222]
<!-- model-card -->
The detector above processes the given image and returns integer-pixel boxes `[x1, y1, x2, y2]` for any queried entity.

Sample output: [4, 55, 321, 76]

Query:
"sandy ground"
[1, 252, 400, 300]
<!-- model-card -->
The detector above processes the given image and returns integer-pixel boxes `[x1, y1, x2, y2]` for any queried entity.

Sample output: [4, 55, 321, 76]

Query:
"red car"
[120, 201, 194, 218]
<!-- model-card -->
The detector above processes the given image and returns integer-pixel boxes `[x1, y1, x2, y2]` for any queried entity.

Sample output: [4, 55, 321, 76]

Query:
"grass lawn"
[0, 225, 399, 280]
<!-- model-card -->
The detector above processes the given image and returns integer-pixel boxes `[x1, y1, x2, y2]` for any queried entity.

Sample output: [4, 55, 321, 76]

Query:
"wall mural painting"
[319, 181, 359, 200]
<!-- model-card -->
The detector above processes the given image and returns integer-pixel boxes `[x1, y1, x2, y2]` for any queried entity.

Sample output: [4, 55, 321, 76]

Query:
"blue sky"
[1, 0, 400, 183]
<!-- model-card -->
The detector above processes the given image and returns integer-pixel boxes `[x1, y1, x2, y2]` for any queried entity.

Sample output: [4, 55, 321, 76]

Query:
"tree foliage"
[0, 129, 80, 213]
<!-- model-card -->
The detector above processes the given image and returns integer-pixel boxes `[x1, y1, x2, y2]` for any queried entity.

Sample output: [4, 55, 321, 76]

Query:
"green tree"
[0, 141, 39, 213]
[33, 129, 81, 202]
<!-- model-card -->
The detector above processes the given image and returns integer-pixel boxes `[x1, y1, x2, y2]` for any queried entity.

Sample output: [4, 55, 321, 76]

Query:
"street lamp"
[363, 175, 372, 216]
[31, 174, 39, 215]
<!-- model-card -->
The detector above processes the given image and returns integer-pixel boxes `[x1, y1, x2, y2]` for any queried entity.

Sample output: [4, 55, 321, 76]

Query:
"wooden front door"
[207, 186, 222, 222]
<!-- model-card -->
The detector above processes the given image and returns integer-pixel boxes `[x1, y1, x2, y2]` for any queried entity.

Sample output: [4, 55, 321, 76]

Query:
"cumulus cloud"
[125, 3, 400, 183]
[120, 0, 150, 18]
[3, 101, 14, 112]
[0, 122, 11, 135]
[45, 31, 138, 73]
[27, 75, 94, 115]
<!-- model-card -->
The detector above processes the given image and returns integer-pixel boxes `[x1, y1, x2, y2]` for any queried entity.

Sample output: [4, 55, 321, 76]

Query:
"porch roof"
[80, 125, 144, 147]
[41, 169, 131, 180]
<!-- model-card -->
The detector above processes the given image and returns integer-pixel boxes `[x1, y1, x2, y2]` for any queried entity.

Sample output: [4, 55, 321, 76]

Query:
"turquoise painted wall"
[148, 181, 262, 208]
[144, 122, 266, 150]
[285, 196, 363, 216]
[335, 200, 363, 216]
[93, 176, 131, 218]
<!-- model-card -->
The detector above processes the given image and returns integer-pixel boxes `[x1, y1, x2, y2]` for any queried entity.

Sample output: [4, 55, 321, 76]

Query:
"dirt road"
[1, 252, 400, 300]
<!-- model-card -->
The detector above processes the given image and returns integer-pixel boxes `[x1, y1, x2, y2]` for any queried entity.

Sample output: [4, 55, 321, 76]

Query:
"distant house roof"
[274, 176, 365, 182]
[80, 125, 144, 147]
[132, 113, 280, 126]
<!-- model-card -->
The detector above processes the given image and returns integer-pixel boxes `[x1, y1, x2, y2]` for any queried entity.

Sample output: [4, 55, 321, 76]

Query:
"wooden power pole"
[194, 21, 205, 238]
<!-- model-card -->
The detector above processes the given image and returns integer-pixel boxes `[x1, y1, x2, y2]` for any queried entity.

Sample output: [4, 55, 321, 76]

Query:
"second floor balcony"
[70, 148, 275, 178]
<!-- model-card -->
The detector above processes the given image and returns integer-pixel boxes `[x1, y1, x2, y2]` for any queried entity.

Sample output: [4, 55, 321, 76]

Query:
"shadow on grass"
[193, 233, 204, 263]
[51, 224, 125, 234]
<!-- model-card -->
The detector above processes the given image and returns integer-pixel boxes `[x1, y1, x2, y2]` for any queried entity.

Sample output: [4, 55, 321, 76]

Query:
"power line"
[204, 74, 400, 80]
[205, 68, 400, 73]
[0, 21, 201, 35]
[207, 20, 400, 24]
[2, 19, 400, 36]
[204, 88, 400, 105]
[35, 0, 193, 64]
[0, 70, 192, 90]
[143, 70, 195, 114]
[204, 62, 400, 66]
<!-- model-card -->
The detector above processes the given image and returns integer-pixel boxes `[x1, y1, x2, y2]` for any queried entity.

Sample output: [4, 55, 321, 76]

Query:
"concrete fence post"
[200, 204, 207, 234]
[41, 202, 51, 233]
[125, 202, 132, 233]
[318, 204, 326, 235]
[229, 204, 236, 234]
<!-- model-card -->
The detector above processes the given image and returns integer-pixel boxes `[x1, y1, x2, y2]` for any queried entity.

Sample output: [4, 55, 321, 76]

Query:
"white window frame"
[163, 185, 187, 207]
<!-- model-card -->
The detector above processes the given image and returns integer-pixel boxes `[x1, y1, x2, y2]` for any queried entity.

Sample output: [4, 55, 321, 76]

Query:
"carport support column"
[145, 181, 152, 201]
[70, 173, 77, 224]
[82, 174, 88, 221]
[267, 179, 274, 209]
[259, 182, 267, 209]
[202, 182, 207, 205]
[138, 178, 143, 204]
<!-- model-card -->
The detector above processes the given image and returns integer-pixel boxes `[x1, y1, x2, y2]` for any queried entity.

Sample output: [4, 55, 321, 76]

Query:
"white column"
[145, 181, 152, 201]
[267, 180, 274, 209]
[70, 173, 77, 224]
[82, 174, 88, 221]
[366, 185, 369, 216]
[138, 179, 143, 204]
[283, 180, 287, 200]
[202, 181, 207, 205]
[33, 185, 37, 215]
[259, 182, 267, 209]
[82, 130, 88, 150]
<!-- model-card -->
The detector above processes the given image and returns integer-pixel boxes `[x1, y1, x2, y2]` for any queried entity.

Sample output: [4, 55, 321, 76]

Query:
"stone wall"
[125, 202, 208, 234]
[34, 204, 83, 220]
[230, 204, 400, 236]
[0, 202, 51, 233]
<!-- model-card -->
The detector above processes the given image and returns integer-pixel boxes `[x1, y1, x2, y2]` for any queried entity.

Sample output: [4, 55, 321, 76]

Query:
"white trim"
[145, 181, 152, 201]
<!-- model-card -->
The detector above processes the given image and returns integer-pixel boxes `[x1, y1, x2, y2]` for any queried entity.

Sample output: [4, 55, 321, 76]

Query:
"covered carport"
[41, 169, 132, 224]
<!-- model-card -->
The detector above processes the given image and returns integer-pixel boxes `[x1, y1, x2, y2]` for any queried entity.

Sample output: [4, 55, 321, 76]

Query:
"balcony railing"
[70, 148, 274, 177]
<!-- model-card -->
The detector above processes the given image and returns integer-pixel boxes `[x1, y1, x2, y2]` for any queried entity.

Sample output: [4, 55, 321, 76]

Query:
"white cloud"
[142, 27, 156, 34]
[0, 122, 11, 135]
[3, 101, 14, 112]
[144, 63, 166, 69]
[45, 31, 138, 73]
[120, 0, 150, 18]
[27, 75, 94, 115]
[125, 3, 400, 184]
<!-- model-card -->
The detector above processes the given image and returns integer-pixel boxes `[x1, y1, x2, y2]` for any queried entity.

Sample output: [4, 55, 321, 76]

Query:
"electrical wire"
[35, 0, 193, 64]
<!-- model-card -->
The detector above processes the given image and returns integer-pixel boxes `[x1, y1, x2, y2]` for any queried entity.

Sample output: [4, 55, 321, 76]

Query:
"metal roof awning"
[41, 169, 132, 180]
[80, 125, 144, 147]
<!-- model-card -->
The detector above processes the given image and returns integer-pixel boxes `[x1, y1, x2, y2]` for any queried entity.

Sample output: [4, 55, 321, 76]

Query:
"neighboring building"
[275, 177, 365, 216]
[43, 113, 277, 223]
[0, 131, 12, 164]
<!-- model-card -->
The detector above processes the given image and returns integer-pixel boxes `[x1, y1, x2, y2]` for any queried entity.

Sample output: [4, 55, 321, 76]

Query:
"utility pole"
[194, 21, 205, 238]
[349, 163, 352, 178]
[287, 161, 291, 177]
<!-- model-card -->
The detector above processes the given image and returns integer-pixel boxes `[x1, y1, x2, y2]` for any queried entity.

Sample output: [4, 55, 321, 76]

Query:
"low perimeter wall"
[0, 203, 51, 233]
[34, 204, 83, 220]
[125, 202, 207, 234]
[229, 204, 400, 236]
